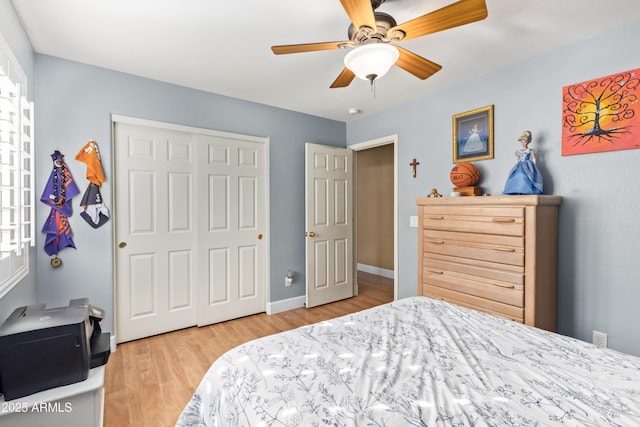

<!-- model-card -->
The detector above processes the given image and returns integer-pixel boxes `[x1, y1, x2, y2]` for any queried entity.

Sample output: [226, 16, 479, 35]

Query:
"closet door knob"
[118, 242, 127, 248]
[307, 231, 316, 238]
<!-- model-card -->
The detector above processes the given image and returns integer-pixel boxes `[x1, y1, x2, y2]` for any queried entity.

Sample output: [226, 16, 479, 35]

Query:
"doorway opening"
[351, 135, 398, 300]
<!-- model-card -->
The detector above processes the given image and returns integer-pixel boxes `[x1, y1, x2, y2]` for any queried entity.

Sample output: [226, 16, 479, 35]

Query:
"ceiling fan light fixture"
[344, 44, 399, 82]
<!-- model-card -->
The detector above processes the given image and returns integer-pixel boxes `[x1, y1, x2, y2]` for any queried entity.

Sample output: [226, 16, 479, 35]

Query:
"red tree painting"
[562, 68, 639, 155]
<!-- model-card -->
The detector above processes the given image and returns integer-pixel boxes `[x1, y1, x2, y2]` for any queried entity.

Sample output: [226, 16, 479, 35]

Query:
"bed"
[177, 296, 640, 426]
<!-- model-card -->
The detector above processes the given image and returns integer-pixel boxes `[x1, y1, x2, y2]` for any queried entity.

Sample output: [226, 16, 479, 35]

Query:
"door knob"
[118, 242, 127, 248]
[258, 234, 263, 240]
[307, 231, 316, 238]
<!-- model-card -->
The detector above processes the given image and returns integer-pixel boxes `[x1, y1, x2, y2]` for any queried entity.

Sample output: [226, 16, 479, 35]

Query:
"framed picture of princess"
[452, 105, 494, 163]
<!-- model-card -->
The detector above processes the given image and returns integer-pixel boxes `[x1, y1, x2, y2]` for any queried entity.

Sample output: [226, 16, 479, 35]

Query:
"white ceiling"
[11, 0, 640, 122]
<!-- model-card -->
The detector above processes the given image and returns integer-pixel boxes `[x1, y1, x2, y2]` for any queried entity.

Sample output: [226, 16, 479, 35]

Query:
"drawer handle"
[427, 216, 444, 220]
[494, 247, 516, 252]
[427, 240, 445, 244]
[427, 269, 444, 275]
[492, 217, 516, 223]
[490, 282, 516, 289]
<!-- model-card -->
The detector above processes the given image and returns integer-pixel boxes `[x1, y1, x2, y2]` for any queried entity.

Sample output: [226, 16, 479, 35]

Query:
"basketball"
[450, 162, 479, 187]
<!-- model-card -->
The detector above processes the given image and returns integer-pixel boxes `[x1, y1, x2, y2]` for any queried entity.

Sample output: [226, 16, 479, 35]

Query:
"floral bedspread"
[177, 297, 640, 426]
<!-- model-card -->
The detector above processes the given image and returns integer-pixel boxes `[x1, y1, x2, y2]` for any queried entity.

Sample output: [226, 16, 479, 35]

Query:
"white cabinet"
[0, 366, 104, 427]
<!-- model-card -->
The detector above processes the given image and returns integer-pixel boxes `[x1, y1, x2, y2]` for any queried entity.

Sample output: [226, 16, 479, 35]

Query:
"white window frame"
[0, 32, 34, 298]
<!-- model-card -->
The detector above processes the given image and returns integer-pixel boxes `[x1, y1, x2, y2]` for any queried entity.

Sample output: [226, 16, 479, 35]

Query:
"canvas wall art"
[562, 68, 640, 155]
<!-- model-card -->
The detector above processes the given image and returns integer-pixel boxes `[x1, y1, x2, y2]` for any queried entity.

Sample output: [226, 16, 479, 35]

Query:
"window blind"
[0, 32, 33, 297]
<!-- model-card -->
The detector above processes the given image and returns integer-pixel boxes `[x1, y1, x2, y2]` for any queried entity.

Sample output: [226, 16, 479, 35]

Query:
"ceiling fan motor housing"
[347, 12, 402, 45]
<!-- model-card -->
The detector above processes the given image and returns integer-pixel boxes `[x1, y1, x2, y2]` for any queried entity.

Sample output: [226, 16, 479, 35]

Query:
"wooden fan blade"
[339, 0, 376, 30]
[389, 0, 488, 42]
[271, 41, 347, 55]
[395, 47, 442, 80]
[330, 68, 356, 88]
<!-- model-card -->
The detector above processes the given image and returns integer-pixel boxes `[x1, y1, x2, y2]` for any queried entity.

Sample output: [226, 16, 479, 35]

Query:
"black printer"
[0, 298, 110, 400]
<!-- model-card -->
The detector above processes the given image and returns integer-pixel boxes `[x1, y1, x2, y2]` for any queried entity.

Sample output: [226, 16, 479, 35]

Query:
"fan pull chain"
[366, 74, 377, 99]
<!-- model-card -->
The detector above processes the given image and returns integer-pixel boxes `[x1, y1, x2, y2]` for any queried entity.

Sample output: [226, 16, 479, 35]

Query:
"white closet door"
[195, 134, 266, 326]
[114, 120, 266, 342]
[115, 123, 197, 342]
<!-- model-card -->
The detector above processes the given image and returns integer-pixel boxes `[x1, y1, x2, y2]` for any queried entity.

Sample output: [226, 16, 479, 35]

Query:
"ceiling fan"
[271, 0, 488, 88]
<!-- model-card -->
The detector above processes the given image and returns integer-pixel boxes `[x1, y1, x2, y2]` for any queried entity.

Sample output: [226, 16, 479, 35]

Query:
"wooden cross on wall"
[410, 158, 420, 178]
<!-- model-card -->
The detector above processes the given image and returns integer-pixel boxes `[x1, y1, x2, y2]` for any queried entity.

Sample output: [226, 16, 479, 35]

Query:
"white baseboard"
[109, 298, 307, 346]
[357, 263, 394, 279]
[267, 295, 306, 314]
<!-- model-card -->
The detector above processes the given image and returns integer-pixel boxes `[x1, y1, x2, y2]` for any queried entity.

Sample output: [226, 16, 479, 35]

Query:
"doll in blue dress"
[503, 130, 543, 194]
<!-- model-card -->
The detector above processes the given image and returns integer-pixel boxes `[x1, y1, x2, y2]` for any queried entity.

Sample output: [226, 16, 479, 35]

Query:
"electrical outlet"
[285, 270, 294, 287]
[592, 330, 608, 348]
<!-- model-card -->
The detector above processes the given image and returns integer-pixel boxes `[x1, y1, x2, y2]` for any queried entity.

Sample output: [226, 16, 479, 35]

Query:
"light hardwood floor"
[103, 271, 394, 426]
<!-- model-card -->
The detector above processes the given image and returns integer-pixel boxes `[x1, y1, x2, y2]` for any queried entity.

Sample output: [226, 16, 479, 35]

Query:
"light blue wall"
[0, 0, 37, 322]
[33, 54, 345, 334]
[347, 22, 640, 356]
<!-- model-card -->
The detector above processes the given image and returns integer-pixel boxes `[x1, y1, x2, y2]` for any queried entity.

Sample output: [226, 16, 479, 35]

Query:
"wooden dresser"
[416, 195, 561, 331]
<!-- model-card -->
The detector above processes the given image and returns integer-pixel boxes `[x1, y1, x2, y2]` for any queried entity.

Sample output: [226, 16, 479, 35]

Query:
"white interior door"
[196, 134, 266, 325]
[305, 143, 354, 308]
[114, 119, 267, 342]
[114, 123, 197, 343]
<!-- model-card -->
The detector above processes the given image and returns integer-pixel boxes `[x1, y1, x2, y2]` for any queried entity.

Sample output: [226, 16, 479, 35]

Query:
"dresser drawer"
[423, 206, 524, 236]
[423, 231, 524, 266]
[423, 285, 525, 322]
[423, 267, 523, 307]
[424, 228, 524, 248]
[424, 254, 524, 285]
